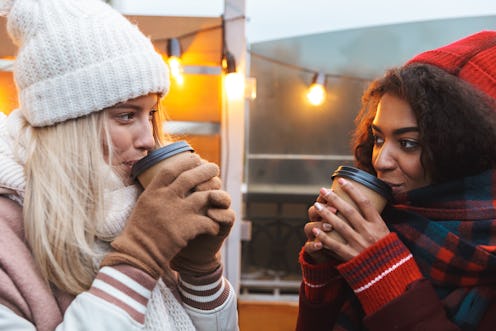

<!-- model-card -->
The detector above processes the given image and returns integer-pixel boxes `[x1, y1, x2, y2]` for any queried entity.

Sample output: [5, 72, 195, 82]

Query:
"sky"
[112, 0, 496, 43]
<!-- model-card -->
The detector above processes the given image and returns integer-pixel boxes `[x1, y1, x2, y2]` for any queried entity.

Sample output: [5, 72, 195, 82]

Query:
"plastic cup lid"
[331, 166, 393, 202]
[131, 141, 194, 180]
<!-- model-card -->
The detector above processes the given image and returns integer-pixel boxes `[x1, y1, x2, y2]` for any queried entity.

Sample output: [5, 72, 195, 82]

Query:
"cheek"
[371, 144, 384, 171]
[371, 147, 379, 165]
[400, 154, 430, 187]
[108, 127, 132, 160]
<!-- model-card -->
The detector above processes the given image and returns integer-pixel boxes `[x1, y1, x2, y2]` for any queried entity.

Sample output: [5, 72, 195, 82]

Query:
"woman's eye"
[117, 112, 135, 121]
[373, 135, 384, 146]
[149, 109, 157, 120]
[400, 139, 419, 150]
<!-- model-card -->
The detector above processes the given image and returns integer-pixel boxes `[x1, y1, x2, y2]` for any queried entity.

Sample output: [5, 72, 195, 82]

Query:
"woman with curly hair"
[297, 31, 496, 331]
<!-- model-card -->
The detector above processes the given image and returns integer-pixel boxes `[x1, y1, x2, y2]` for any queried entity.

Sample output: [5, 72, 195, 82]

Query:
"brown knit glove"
[101, 162, 222, 279]
[161, 154, 232, 275]
[170, 189, 235, 275]
[170, 157, 234, 275]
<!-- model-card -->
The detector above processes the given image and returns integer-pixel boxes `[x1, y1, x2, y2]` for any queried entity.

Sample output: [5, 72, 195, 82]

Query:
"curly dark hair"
[352, 63, 496, 183]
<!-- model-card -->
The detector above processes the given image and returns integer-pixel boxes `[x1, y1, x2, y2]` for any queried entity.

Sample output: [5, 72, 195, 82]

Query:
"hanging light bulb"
[306, 72, 327, 106]
[222, 51, 244, 101]
[167, 38, 184, 86]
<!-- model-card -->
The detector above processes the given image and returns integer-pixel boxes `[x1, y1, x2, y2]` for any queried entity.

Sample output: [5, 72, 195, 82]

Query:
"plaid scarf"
[387, 169, 496, 329]
[336, 169, 496, 330]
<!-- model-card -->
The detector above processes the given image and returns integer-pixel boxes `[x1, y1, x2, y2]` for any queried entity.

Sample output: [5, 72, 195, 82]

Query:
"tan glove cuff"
[101, 251, 162, 279]
[101, 234, 169, 279]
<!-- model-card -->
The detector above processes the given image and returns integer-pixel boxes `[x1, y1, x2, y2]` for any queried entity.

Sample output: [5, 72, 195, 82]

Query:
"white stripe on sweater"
[354, 254, 413, 294]
[92, 279, 147, 314]
[100, 266, 152, 297]
[179, 278, 226, 303]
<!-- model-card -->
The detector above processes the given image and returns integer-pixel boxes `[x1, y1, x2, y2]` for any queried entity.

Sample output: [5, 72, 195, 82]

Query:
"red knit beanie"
[407, 30, 496, 100]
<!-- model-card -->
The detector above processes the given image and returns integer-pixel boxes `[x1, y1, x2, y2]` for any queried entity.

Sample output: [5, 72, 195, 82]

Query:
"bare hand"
[311, 178, 390, 261]
[303, 223, 336, 264]
[303, 203, 337, 264]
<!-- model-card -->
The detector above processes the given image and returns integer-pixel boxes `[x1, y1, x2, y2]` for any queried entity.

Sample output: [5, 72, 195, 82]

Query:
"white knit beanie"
[0, 0, 169, 127]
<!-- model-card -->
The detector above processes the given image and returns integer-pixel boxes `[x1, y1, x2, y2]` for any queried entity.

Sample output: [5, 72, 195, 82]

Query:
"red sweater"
[296, 233, 496, 331]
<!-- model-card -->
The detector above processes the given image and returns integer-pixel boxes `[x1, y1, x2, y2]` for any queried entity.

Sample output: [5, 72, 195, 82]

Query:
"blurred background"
[1, 1, 495, 329]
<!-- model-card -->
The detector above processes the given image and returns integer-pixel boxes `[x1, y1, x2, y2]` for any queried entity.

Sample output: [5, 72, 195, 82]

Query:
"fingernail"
[322, 223, 332, 231]
[320, 187, 332, 195]
[314, 202, 324, 211]
[313, 241, 322, 249]
[338, 178, 346, 185]
[312, 227, 321, 236]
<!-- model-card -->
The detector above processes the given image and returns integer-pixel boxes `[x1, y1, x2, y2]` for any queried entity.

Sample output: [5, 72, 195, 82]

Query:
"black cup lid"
[331, 166, 393, 202]
[131, 141, 194, 180]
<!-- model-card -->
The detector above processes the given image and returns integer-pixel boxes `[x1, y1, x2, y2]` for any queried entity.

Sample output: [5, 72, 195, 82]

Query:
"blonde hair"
[24, 112, 107, 294]
[23, 100, 166, 295]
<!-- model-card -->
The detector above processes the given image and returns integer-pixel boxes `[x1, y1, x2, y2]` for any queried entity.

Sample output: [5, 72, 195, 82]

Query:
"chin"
[113, 166, 133, 185]
[122, 177, 134, 186]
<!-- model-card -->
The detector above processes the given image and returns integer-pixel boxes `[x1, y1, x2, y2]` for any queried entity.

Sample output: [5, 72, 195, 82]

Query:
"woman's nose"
[135, 120, 155, 151]
[373, 144, 396, 171]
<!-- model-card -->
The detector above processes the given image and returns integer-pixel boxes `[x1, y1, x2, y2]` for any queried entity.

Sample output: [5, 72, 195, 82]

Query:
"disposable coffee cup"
[331, 165, 392, 213]
[131, 140, 194, 188]
[325, 166, 392, 243]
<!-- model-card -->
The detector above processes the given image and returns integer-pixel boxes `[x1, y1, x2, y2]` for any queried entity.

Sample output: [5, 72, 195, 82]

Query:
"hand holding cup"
[325, 166, 392, 244]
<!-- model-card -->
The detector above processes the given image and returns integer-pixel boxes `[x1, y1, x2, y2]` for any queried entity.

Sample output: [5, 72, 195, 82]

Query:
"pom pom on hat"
[1, 0, 169, 127]
[407, 30, 496, 101]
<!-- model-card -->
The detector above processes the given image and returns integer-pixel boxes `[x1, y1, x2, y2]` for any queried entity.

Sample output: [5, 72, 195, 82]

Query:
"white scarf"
[0, 110, 195, 331]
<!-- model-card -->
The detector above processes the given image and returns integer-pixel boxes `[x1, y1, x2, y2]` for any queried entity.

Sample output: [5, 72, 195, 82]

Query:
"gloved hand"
[168, 156, 235, 275]
[170, 189, 235, 275]
[141, 148, 221, 191]
[100, 162, 222, 279]
[159, 150, 222, 192]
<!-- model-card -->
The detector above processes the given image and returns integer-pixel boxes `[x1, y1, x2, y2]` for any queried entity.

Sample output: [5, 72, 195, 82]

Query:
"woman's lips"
[123, 160, 138, 172]
[381, 180, 403, 194]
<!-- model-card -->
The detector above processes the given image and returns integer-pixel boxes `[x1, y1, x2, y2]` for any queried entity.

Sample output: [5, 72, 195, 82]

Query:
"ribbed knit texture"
[1, 0, 169, 127]
[178, 266, 231, 311]
[0, 111, 26, 200]
[337, 232, 423, 315]
[298, 247, 344, 303]
[145, 279, 196, 330]
[97, 182, 140, 241]
[407, 30, 496, 101]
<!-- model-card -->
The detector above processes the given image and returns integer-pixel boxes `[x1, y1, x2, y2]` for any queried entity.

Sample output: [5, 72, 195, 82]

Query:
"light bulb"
[166, 38, 184, 86]
[225, 72, 245, 101]
[306, 83, 326, 106]
[306, 73, 327, 106]
[168, 56, 184, 85]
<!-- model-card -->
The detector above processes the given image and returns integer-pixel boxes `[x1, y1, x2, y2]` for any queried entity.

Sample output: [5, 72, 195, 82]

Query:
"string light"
[222, 50, 237, 74]
[249, 51, 371, 106]
[306, 72, 326, 106]
[3, 16, 369, 104]
[221, 15, 245, 101]
[148, 17, 370, 104]
[221, 50, 244, 100]
[166, 38, 184, 85]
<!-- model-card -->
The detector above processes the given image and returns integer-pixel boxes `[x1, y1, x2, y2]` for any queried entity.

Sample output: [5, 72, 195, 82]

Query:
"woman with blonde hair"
[0, 0, 238, 330]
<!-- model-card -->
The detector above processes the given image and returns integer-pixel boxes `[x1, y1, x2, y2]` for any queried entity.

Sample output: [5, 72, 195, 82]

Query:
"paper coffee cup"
[131, 140, 194, 188]
[325, 166, 392, 243]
